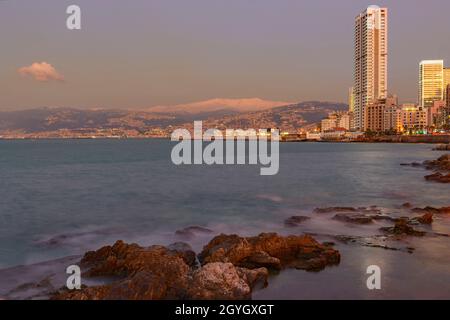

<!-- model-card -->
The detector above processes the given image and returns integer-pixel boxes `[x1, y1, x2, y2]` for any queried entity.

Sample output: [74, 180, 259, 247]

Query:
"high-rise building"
[419, 60, 444, 108]
[348, 87, 355, 113]
[444, 68, 450, 102]
[354, 5, 388, 131]
[447, 85, 450, 108]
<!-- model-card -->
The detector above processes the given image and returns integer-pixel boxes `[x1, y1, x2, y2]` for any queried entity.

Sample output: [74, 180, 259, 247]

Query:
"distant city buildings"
[320, 111, 352, 132]
[354, 5, 388, 131]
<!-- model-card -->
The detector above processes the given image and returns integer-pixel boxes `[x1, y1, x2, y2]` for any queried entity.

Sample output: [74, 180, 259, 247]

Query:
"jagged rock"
[198, 233, 340, 272]
[187, 263, 268, 300]
[167, 242, 197, 267]
[380, 219, 425, 237]
[52, 240, 267, 300]
[236, 267, 269, 290]
[284, 216, 311, 227]
[239, 251, 282, 270]
[423, 155, 450, 172]
[425, 172, 450, 183]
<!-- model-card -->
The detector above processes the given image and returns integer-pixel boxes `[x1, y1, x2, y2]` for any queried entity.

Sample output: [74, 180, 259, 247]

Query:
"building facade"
[364, 96, 397, 133]
[445, 68, 450, 103]
[401, 104, 428, 132]
[384, 105, 402, 133]
[354, 5, 388, 130]
[419, 60, 444, 108]
[321, 112, 352, 132]
[348, 87, 355, 113]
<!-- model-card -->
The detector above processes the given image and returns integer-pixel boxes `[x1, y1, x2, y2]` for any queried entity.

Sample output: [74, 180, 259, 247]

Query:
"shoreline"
[1, 136, 450, 145]
[1, 201, 449, 300]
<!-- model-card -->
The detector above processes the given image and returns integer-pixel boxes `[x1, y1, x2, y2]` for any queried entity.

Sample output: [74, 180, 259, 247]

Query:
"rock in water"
[415, 213, 434, 225]
[333, 213, 374, 224]
[187, 263, 268, 300]
[380, 219, 426, 237]
[284, 216, 311, 227]
[52, 240, 268, 300]
[198, 233, 340, 272]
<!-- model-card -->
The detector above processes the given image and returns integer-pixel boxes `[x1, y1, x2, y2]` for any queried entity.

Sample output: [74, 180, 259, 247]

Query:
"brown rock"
[198, 233, 340, 272]
[381, 219, 426, 237]
[239, 251, 282, 270]
[52, 240, 269, 300]
[425, 172, 450, 183]
[415, 213, 433, 225]
[187, 263, 268, 300]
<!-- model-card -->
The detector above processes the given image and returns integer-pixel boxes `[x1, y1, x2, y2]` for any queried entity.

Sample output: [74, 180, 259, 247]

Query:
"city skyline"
[1, 1, 450, 111]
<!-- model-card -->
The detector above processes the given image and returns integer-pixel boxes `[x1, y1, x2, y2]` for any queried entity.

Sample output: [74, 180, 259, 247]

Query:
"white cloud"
[18, 62, 64, 82]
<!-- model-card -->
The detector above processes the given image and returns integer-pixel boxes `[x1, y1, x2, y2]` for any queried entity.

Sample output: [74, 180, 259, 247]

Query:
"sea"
[0, 139, 449, 299]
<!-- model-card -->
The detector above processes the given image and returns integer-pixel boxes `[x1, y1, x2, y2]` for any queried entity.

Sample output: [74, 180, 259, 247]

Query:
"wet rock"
[69, 240, 191, 299]
[380, 219, 425, 237]
[187, 263, 267, 300]
[314, 207, 357, 214]
[333, 235, 402, 252]
[402, 202, 413, 208]
[411, 206, 450, 215]
[423, 155, 450, 172]
[433, 144, 450, 151]
[236, 267, 269, 290]
[175, 226, 213, 239]
[414, 213, 433, 225]
[333, 213, 374, 224]
[34, 228, 122, 247]
[167, 242, 197, 267]
[198, 233, 340, 272]
[284, 216, 311, 227]
[424, 172, 450, 183]
[400, 162, 423, 167]
[52, 240, 266, 300]
[239, 251, 282, 270]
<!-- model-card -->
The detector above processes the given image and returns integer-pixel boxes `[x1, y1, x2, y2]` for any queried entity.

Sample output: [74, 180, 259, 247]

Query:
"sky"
[1, 0, 450, 110]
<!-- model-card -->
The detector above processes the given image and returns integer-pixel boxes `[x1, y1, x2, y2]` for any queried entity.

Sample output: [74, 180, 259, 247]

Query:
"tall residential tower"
[419, 60, 444, 108]
[354, 5, 388, 131]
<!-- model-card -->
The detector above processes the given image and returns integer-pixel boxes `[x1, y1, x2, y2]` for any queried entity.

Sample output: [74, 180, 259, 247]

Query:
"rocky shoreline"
[0, 201, 448, 300]
[39, 203, 449, 300]
[401, 154, 450, 183]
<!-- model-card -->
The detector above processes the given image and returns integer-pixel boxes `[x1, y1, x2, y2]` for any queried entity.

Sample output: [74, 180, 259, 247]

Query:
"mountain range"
[0, 99, 348, 135]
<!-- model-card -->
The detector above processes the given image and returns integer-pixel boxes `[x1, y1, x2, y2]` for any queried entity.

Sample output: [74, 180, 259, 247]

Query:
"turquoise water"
[0, 140, 449, 299]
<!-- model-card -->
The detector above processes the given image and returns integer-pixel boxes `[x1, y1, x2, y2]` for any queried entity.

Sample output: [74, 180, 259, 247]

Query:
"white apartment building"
[354, 5, 388, 130]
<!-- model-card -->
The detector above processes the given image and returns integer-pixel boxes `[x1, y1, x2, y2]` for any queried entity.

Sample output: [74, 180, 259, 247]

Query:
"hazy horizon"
[1, 0, 450, 111]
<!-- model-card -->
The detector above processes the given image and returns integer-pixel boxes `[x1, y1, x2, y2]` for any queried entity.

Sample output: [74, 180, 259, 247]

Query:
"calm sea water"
[0, 140, 449, 299]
